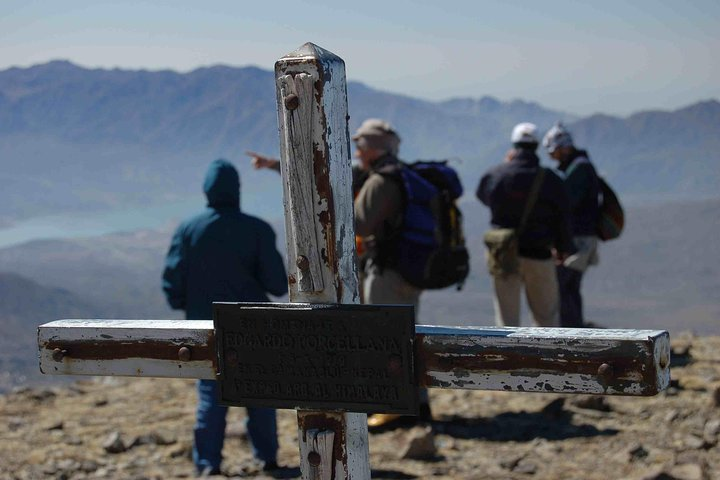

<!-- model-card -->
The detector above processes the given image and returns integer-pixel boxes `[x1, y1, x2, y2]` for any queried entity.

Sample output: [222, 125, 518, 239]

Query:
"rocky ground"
[1, 333, 719, 480]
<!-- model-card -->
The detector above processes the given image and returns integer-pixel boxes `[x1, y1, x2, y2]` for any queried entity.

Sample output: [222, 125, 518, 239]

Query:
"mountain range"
[1, 61, 718, 226]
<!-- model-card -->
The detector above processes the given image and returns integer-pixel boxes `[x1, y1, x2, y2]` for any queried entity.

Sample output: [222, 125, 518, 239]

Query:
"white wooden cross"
[38, 43, 670, 480]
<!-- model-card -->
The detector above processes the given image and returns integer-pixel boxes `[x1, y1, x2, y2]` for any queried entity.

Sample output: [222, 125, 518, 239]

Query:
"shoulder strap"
[563, 150, 590, 178]
[518, 168, 546, 235]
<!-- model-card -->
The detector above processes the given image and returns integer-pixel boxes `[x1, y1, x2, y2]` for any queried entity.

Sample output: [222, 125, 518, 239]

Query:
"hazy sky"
[2, 0, 718, 116]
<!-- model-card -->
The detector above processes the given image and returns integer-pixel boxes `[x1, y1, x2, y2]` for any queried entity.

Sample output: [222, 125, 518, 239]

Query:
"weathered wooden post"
[274, 42, 368, 479]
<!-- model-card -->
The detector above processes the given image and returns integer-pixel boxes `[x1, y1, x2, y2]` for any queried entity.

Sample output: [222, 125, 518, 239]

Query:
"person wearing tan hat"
[247, 120, 418, 309]
[247, 120, 432, 428]
[351, 119, 417, 307]
[351, 119, 432, 429]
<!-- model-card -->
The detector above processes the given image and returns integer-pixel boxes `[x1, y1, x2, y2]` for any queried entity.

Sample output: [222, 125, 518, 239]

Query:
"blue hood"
[203, 159, 240, 208]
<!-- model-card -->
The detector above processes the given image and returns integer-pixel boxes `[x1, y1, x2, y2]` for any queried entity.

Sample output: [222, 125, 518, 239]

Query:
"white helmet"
[511, 122, 539, 144]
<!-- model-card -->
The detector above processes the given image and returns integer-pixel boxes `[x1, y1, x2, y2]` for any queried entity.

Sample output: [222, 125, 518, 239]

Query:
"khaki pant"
[364, 263, 428, 406]
[492, 256, 559, 327]
[364, 263, 421, 313]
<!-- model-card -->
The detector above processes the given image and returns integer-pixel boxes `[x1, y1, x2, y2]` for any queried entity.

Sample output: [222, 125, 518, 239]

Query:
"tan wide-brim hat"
[351, 118, 401, 154]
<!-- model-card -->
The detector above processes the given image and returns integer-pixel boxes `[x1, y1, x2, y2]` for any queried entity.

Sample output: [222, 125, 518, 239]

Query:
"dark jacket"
[162, 159, 288, 320]
[477, 149, 575, 259]
[557, 149, 600, 236]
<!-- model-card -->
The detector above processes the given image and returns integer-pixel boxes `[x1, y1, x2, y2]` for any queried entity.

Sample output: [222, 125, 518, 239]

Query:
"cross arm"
[417, 325, 670, 396]
[38, 319, 216, 379]
[38, 320, 669, 396]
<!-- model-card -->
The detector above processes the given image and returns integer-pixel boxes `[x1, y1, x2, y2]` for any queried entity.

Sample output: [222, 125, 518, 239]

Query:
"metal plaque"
[214, 302, 418, 414]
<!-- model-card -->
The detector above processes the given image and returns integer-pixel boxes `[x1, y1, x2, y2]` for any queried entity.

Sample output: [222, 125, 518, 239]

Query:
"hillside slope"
[0, 272, 101, 391]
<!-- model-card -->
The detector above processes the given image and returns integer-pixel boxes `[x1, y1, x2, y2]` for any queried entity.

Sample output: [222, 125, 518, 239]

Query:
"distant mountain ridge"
[0, 61, 718, 225]
[0, 60, 279, 152]
[0, 60, 573, 156]
[569, 100, 720, 192]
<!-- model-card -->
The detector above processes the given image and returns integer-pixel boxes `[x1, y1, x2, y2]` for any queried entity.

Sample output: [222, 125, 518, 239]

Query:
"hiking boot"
[368, 413, 403, 429]
[368, 402, 434, 430]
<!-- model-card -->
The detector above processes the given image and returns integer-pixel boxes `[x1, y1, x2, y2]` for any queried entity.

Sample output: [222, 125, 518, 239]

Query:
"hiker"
[477, 123, 575, 327]
[352, 119, 418, 307]
[352, 119, 434, 428]
[248, 124, 416, 310]
[162, 159, 288, 476]
[247, 119, 468, 428]
[543, 123, 601, 328]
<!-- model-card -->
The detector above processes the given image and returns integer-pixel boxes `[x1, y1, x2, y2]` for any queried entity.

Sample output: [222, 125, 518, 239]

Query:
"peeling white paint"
[275, 44, 358, 306]
[419, 325, 669, 395]
[38, 319, 215, 379]
[417, 325, 667, 341]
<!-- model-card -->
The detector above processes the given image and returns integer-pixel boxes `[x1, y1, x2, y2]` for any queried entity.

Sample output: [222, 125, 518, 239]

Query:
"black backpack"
[596, 177, 624, 241]
[380, 161, 470, 290]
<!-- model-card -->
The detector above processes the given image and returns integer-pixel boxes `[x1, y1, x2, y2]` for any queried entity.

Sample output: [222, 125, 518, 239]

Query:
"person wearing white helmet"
[511, 122, 540, 147]
[542, 122, 601, 328]
[477, 122, 575, 327]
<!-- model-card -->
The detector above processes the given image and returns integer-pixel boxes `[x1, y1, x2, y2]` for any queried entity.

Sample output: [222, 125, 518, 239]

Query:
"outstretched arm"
[246, 151, 281, 173]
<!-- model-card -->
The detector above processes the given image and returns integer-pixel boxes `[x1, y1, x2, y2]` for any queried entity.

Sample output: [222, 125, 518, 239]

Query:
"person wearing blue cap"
[162, 159, 288, 476]
[542, 123, 601, 328]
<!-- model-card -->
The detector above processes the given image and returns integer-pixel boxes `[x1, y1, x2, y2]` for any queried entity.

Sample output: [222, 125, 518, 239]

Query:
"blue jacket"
[557, 150, 600, 236]
[477, 149, 575, 259]
[162, 159, 288, 320]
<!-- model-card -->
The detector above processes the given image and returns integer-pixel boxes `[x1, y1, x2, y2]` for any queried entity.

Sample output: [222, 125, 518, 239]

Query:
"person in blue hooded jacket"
[163, 159, 288, 476]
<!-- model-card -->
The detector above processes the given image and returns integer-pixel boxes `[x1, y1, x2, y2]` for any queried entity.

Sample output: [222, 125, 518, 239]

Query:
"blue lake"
[1, 191, 713, 250]
[0, 194, 285, 249]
